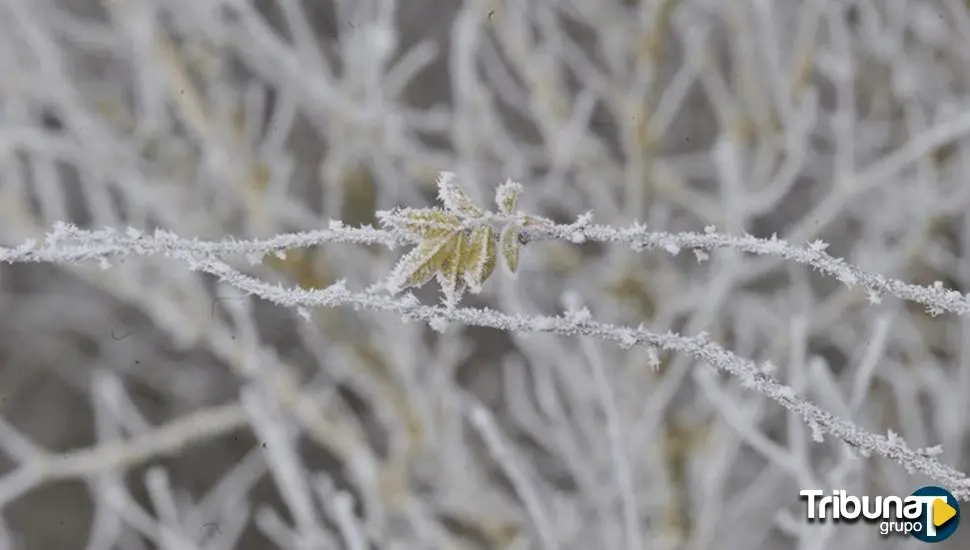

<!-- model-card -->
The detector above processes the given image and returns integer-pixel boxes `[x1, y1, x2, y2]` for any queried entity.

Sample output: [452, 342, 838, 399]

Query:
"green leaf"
[382, 171, 539, 303]
[437, 230, 468, 304]
[463, 225, 497, 292]
[495, 179, 522, 215]
[500, 224, 521, 275]
[379, 207, 463, 241]
[387, 232, 456, 292]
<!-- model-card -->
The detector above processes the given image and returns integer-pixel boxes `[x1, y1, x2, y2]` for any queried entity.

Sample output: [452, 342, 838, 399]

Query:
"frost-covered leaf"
[377, 207, 463, 241]
[500, 224, 521, 275]
[495, 179, 522, 215]
[437, 171, 483, 219]
[386, 233, 456, 292]
[463, 225, 497, 293]
[436, 231, 468, 304]
[379, 171, 536, 302]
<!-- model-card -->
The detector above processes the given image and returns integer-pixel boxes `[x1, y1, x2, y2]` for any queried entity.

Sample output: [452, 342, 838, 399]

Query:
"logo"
[799, 486, 960, 543]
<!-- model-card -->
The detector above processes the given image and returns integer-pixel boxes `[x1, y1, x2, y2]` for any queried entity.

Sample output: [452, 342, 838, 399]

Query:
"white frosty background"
[1, 0, 969, 549]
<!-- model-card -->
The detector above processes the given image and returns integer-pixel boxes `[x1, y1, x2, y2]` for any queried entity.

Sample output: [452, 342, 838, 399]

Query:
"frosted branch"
[92, 251, 970, 501]
[5, 221, 969, 318]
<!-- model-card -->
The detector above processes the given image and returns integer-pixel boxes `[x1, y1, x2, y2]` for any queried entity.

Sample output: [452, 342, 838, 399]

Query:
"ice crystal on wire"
[866, 289, 883, 304]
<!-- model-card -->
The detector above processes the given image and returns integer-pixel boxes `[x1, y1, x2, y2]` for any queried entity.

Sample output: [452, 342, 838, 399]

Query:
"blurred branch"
[0, 401, 246, 507]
